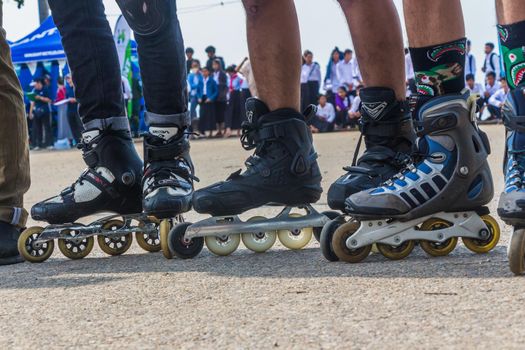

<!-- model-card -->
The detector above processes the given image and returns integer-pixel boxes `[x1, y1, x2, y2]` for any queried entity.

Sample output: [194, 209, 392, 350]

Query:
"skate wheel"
[462, 214, 500, 254]
[419, 218, 458, 257]
[376, 241, 415, 260]
[57, 228, 94, 260]
[508, 228, 525, 275]
[313, 211, 340, 242]
[97, 220, 133, 256]
[159, 219, 174, 259]
[136, 219, 161, 253]
[168, 222, 204, 259]
[18, 226, 55, 263]
[277, 213, 313, 250]
[332, 221, 371, 263]
[241, 216, 277, 253]
[320, 218, 345, 262]
[205, 234, 241, 256]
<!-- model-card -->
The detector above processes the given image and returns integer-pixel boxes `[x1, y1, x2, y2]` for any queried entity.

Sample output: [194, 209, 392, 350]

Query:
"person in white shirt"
[484, 71, 501, 111]
[336, 49, 358, 93]
[465, 74, 485, 117]
[482, 42, 501, 79]
[323, 48, 343, 100]
[465, 40, 477, 78]
[348, 85, 363, 127]
[310, 95, 335, 133]
[488, 78, 509, 119]
[404, 48, 416, 94]
[300, 50, 321, 111]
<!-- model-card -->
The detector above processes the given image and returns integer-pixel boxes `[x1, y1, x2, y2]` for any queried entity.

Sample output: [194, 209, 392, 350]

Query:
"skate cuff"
[413, 114, 458, 137]
[84, 117, 130, 131]
[144, 138, 190, 162]
[146, 111, 190, 127]
[360, 118, 411, 138]
[503, 114, 525, 133]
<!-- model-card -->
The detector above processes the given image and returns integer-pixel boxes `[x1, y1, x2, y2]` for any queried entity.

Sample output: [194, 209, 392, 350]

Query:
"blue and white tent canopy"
[10, 16, 65, 64]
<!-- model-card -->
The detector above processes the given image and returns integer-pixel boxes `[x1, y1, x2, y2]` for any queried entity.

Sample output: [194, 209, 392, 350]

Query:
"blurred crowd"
[26, 39, 506, 151]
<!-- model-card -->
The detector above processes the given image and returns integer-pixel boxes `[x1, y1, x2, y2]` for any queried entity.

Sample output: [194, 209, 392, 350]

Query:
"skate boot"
[19, 129, 154, 263]
[327, 87, 415, 211]
[142, 124, 196, 219]
[497, 84, 525, 274]
[327, 91, 500, 263]
[193, 98, 322, 215]
[164, 99, 327, 259]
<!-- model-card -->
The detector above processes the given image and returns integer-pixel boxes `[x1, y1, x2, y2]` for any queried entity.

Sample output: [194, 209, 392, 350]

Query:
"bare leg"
[242, 0, 301, 111]
[404, 0, 464, 47]
[338, 0, 405, 100]
[496, 0, 525, 24]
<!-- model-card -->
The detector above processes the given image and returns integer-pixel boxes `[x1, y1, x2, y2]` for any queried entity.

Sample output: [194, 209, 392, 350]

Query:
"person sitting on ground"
[310, 94, 336, 133]
[347, 84, 363, 128]
[465, 73, 485, 117]
[484, 71, 501, 119]
[334, 85, 353, 128]
[488, 78, 509, 120]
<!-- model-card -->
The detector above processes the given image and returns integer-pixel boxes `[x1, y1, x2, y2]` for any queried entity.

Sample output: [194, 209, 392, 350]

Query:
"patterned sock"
[409, 38, 467, 96]
[498, 20, 525, 89]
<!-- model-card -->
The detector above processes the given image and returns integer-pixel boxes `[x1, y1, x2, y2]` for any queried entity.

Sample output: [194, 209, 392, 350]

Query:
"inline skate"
[161, 98, 334, 259]
[18, 129, 165, 262]
[320, 87, 415, 261]
[497, 84, 525, 275]
[324, 91, 500, 263]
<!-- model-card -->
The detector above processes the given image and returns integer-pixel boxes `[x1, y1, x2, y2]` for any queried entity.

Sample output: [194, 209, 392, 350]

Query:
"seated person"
[465, 74, 485, 117]
[334, 86, 352, 128]
[484, 71, 501, 119]
[347, 84, 363, 128]
[487, 78, 509, 120]
[310, 94, 335, 133]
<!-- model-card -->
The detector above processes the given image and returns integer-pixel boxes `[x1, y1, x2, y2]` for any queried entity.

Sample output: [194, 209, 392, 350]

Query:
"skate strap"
[143, 136, 190, 162]
[342, 165, 379, 177]
[360, 118, 409, 138]
[413, 113, 457, 137]
[79, 169, 120, 199]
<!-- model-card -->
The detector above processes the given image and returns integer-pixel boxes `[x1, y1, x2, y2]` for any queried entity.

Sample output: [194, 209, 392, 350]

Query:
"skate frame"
[185, 205, 329, 240]
[34, 213, 173, 245]
[346, 211, 491, 249]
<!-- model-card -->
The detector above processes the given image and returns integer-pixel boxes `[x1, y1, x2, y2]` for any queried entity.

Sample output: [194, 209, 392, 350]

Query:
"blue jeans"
[48, 0, 188, 128]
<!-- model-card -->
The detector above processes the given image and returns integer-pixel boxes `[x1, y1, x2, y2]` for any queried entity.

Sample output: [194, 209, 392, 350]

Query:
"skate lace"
[506, 152, 525, 190]
[383, 151, 440, 187]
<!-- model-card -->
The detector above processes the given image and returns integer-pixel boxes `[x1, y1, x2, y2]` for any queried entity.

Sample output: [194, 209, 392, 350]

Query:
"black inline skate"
[19, 129, 161, 262]
[321, 87, 415, 261]
[164, 98, 331, 259]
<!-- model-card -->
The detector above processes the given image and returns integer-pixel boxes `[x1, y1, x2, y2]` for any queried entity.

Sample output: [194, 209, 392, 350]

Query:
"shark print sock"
[409, 38, 466, 96]
[498, 20, 525, 89]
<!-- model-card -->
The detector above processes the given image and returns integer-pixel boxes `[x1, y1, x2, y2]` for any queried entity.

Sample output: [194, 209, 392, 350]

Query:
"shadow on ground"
[0, 244, 512, 290]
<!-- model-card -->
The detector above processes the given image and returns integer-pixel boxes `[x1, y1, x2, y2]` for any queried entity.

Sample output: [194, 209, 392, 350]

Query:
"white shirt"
[324, 61, 341, 93]
[467, 83, 484, 96]
[316, 103, 336, 123]
[465, 53, 477, 77]
[203, 77, 208, 96]
[489, 88, 508, 107]
[301, 63, 321, 83]
[485, 81, 501, 97]
[405, 53, 415, 80]
[484, 51, 501, 79]
[349, 95, 361, 113]
[336, 58, 359, 89]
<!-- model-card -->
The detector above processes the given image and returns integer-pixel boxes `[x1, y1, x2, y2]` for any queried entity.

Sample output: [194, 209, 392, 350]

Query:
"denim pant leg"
[48, 0, 129, 131]
[117, 0, 189, 127]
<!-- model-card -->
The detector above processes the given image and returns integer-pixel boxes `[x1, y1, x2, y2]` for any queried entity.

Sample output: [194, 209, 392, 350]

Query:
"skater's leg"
[327, 0, 415, 210]
[242, 0, 301, 111]
[33, 0, 143, 224]
[115, 0, 195, 217]
[404, 0, 466, 96]
[0, 23, 30, 264]
[495, 0, 525, 224]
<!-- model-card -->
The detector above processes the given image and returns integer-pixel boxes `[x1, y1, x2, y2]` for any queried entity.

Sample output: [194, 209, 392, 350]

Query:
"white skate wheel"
[205, 234, 241, 256]
[241, 216, 277, 253]
[277, 213, 313, 250]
